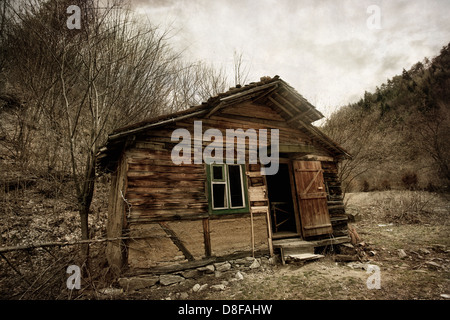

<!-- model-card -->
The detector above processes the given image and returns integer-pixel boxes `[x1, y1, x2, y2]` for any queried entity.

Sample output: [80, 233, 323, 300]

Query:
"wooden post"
[250, 208, 255, 257]
[203, 218, 212, 257]
[265, 207, 274, 257]
[261, 174, 274, 257]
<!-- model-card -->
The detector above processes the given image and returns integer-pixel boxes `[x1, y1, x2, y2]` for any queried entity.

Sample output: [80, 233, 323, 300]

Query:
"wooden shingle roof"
[97, 76, 350, 172]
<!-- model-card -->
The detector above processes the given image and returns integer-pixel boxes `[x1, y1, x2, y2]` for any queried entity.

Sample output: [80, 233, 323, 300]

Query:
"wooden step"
[287, 253, 324, 262]
[273, 236, 350, 265]
[273, 239, 316, 264]
[283, 246, 313, 255]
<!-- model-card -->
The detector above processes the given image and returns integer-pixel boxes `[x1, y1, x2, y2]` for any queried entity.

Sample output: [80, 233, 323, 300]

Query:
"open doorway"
[265, 162, 299, 239]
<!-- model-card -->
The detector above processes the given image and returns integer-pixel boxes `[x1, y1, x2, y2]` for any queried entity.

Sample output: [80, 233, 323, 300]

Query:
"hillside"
[322, 43, 450, 193]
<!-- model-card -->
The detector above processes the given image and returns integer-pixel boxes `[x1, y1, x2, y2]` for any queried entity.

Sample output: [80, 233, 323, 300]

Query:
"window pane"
[212, 183, 227, 209]
[212, 166, 223, 180]
[228, 165, 244, 208]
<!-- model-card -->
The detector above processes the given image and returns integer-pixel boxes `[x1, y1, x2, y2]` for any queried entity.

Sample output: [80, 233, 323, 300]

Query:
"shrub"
[361, 180, 370, 192]
[401, 172, 418, 190]
[424, 182, 438, 192]
[380, 179, 391, 190]
[377, 191, 435, 224]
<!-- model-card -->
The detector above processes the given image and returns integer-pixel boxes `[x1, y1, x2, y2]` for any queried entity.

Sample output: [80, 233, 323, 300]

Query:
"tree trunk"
[78, 153, 96, 260]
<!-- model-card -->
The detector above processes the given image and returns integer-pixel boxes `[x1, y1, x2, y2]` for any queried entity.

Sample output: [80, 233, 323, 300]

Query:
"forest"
[322, 43, 450, 194]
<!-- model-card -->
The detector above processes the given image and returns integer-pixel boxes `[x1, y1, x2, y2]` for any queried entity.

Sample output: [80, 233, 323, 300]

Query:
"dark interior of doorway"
[266, 163, 297, 235]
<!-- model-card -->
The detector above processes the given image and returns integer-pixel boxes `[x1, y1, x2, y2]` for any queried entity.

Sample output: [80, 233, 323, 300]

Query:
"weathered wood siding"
[321, 161, 348, 237]
[126, 147, 207, 223]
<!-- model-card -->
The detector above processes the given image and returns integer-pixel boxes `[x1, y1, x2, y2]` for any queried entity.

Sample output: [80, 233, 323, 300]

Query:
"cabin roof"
[97, 76, 351, 172]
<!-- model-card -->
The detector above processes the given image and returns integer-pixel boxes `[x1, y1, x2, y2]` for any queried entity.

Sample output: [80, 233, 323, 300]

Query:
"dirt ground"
[109, 190, 449, 300]
[1, 189, 448, 300]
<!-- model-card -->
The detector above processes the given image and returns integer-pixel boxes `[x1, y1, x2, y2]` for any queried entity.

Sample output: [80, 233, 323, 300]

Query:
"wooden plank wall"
[126, 147, 208, 223]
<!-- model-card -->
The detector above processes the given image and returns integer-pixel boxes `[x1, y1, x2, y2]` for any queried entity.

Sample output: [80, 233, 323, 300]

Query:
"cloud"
[132, 0, 450, 114]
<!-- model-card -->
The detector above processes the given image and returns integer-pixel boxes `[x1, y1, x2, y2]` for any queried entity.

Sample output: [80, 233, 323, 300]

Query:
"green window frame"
[206, 164, 249, 215]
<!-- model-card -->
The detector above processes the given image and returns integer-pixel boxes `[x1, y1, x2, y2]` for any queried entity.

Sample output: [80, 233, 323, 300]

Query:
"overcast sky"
[131, 0, 450, 117]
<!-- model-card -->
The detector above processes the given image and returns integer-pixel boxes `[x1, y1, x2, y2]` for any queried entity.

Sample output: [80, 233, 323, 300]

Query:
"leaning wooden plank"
[159, 222, 195, 261]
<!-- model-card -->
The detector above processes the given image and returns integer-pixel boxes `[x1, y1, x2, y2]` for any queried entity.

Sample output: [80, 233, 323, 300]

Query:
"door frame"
[285, 159, 302, 236]
[265, 158, 302, 239]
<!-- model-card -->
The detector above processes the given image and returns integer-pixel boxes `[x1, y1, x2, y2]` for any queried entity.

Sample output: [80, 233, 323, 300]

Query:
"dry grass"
[1, 190, 448, 300]
[345, 190, 449, 225]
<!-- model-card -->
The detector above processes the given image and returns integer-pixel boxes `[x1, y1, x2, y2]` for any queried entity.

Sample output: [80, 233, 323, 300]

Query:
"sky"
[130, 0, 450, 118]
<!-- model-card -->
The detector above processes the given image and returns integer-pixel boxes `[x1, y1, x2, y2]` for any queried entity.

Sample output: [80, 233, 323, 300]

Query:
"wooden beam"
[299, 155, 335, 162]
[311, 236, 350, 247]
[268, 96, 294, 117]
[108, 109, 209, 141]
[251, 86, 278, 104]
[205, 101, 226, 118]
[159, 222, 195, 261]
[287, 110, 313, 124]
[0, 235, 168, 254]
[274, 93, 313, 122]
[278, 144, 315, 153]
[220, 82, 278, 102]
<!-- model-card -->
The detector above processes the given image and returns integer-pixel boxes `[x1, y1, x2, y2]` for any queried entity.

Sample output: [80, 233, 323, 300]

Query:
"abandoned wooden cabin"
[97, 75, 351, 275]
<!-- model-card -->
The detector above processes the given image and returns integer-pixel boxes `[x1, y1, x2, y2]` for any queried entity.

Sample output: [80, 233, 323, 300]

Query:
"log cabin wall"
[321, 161, 348, 238]
[106, 101, 348, 271]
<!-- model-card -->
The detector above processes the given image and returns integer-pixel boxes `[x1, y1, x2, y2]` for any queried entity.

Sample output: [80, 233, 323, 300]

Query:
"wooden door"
[293, 160, 332, 238]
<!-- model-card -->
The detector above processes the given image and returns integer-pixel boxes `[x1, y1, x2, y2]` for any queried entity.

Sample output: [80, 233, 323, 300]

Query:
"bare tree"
[167, 60, 229, 113]
[322, 105, 388, 194]
[233, 50, 250, 87]
[1, 0, 183, 244]
[410, 100, 450, 187]
[57, 1, 185, 243]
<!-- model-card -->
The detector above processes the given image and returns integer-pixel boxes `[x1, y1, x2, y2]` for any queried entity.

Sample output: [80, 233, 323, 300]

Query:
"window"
[207, 164, 249, 214]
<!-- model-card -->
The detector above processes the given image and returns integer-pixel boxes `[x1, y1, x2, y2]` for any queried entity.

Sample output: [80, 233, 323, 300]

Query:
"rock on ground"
[118, 276, 159, 292]
[159, 274, 185, 286]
